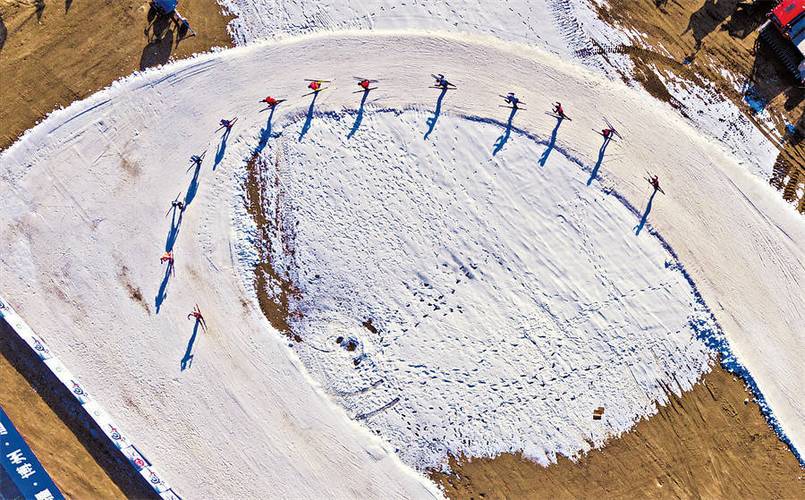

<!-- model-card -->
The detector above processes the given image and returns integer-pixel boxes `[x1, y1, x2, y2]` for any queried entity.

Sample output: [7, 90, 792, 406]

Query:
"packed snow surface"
[0, 32, 803, 495]
[218, 0, 778, 178]
[264, 109, 714, 468]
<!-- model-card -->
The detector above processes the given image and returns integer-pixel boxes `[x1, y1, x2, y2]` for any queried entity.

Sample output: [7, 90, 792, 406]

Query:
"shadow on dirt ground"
[140, 4, 187, 70]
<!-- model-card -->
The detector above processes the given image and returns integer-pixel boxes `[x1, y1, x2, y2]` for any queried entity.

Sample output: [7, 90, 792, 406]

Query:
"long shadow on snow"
[348, 90, 370, 139]
[184, 162, 202, 207]
[255, 107, 278, 154]
[164, 206, 184, 252]
[634, 189, 658, 236]
[492, 106, 518, 156]
[587, 136, 612, 185]
[155, 263, 173, 314]
[180, 320, 202, 370]
[213, 128, 232, 170]
[299, 93, 319, 141]
[538, 116, 564, 167]
[424, 87, 448, 140]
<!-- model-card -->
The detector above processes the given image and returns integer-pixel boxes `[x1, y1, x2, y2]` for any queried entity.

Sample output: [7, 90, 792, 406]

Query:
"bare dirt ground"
[0, 1, 232, 496]
[431, 364, 804, 499]
[0, 0, 233, 150]
[594, 0, 804, 213]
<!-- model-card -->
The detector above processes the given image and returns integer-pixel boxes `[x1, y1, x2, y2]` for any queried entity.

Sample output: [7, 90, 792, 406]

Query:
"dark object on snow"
[758, 0, 805, 83]
[593, 407, 605, 420]
[363, 318, 378, 334]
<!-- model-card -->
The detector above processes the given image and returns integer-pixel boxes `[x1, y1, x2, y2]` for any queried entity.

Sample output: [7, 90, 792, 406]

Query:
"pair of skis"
[302, 79, 331, 97]
[431, 73, 457, 90]
[644, 172, 665, 194]
[546, 111, 573, 121]
[593, 116, 623, 140]
[499, 95, 526, 110]
[353, 77, 378, 93]
[214, 117, 238, 132]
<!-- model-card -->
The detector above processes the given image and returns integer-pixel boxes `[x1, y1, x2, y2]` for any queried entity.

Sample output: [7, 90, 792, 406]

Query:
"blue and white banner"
[0, 406, 63, 500]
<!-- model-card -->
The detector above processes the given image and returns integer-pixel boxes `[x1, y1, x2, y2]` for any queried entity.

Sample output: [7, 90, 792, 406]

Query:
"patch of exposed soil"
[431, 364, 803, 499]
[594, 0, 804, 213]
[0, 0, 233, 150]
[244, 150, 303, 341]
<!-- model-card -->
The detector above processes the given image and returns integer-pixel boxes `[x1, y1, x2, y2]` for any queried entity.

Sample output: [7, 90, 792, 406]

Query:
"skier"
[160, 251, 175, 275]
[261, 96, 281, 108]
[358, 79, 372, 90]
[504, 92, 522, 109]
[308, 80, 323, 92]
[602, 127, 616, 139]
[190, 153, 204, 167]
[433, 73, 454, 89]
[171, 199, 185, 212]
[649, 175, 661, 192]
[187, 304, 207, 330]
[219, 118, 235, 131]
[553, 102, 566, 119]
[160, 251, 174, 265]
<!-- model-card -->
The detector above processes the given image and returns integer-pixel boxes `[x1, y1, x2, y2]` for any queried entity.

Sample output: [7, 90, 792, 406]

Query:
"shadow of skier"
[184, 161, 202, 207]
[539, 116, 564, 167]
[424, 87, 448, 140]
[180, 320, 202, 370]
[255, 107, 276, 154]
[164, 207, 184, 252]
[155, 264, 172, 314]
[634, 189, 658, 236]
[587, 136, 612, 185]
[348, 90, 370, 139]
[299, 93, 319, 141]
[213, 127, 232, 170]
[493, 106, 518, 156]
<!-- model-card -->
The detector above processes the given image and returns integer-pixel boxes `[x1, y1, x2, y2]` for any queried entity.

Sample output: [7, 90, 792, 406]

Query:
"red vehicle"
[770, 0, 804, 27]
[761, 0, 805, 83]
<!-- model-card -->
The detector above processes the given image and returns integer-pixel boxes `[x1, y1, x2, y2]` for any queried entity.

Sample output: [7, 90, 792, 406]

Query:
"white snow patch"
[254, 109, 715, 470]
[216, 0, 778, 180]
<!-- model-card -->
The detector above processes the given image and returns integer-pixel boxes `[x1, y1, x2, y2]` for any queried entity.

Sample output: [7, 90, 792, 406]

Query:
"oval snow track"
[1, 32, 803, 496]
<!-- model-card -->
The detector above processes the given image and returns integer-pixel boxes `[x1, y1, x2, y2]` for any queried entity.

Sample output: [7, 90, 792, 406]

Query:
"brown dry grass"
[0, 0, 233, 150]
[431, 364, 804, 499]
[244, 149, 304, 342]
[594, 0, 804, 212]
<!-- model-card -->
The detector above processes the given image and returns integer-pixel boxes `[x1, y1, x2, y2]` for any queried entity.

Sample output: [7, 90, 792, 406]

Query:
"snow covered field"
[258, 109, 716, 469]
[1, 30, 803, 496]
